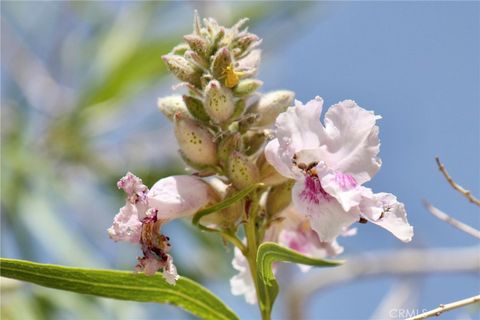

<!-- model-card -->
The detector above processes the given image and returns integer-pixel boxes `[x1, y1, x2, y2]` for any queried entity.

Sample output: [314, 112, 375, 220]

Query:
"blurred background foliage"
[1, 1, 479, 320]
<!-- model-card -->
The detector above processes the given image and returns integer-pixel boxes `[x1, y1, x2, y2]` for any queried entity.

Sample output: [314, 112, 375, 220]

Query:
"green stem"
[243, 192, 271, 320]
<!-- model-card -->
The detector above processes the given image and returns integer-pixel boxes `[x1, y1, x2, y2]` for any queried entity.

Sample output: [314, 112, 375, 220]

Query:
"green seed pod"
[162, 54, 202, 87]
[211, 47, 232, 79]
[204, 80, 235, 124]
[228, 151, 259, 190]
[174, 114, 217, 166]
[157, 95, 190, 121]
[249, 90, 295, 127]
[182, 95, 210, 123]
[266, 180, 294, 218]
[233, 79, 263, 97]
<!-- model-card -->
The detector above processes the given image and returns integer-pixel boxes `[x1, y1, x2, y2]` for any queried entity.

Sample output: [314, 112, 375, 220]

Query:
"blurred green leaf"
[1, 258, 239, 320]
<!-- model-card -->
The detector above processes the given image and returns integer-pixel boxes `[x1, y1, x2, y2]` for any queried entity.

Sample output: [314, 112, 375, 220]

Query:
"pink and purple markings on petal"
[292, 155, 332, 204]
[334, 172, 357, 191]
[300, 175, 331, 204]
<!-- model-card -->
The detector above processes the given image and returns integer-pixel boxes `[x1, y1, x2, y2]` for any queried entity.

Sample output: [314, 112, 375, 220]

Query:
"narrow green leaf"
[192, 183, 263, 227]
[255, 242, 343, 314]
[257, 242, 344, 287]
[0, 258, 238, 320]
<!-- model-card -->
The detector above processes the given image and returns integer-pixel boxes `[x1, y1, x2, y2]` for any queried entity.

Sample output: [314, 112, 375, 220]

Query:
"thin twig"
[435, 157, 480, 206]
[423, 200, 480, 239]
[406, 295, 480, 320]
[286, 246, 480, 319]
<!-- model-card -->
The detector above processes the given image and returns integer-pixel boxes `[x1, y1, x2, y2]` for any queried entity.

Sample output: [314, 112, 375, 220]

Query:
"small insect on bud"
[233, 79, 263, 97]
[211, 47, 232, 80]
[162, 54, 202, 87]
[266, 180, 294, 218]
[248, 90, 295, 127]
[174, 114, 217, 166]
[182, 95, 210, 123]
[157, 95, 191, 121]
[183, 34, 208, 57]
[228, 151, 259, 190]
[204, 80, 235, 124]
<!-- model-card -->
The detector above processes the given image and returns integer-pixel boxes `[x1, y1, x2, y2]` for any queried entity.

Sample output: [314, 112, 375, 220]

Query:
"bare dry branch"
[406, 295, 480, 320]
[286, 246, 480, 319]
[435, 157, 480, 206]
[423, 200, 480, 239]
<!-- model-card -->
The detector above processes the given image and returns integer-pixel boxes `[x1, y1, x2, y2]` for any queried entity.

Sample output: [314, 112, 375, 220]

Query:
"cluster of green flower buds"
[157, 12, 295, 225]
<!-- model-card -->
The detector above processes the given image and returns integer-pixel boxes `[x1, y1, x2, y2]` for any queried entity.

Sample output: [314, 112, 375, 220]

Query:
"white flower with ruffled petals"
[265, 97, 413, 243]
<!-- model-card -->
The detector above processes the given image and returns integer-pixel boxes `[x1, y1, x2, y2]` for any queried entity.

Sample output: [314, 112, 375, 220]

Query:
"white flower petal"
[107, 202, 142, 243]
[321, 100, 381, 184]
[230, 247, 257, 304]
[292, 179, 359, 242]
[275, 97, 326, 152]
[360, 188, 413, 242]
[163, 256, 180, 285]
[264, 138, 296, 179]
[148, 175, 213, 221]
[317, 164, 362, 212]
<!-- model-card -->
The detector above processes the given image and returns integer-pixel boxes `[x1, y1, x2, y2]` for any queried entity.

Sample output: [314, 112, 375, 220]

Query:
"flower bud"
[233, 33, 261, 55]
[266, 180, 294, 218]
[228, 151, 259, 190]
[200, 184, 242, 231]
[243, 131, 266, 156]
[257, 153, 288, 186]
[171, 43, 189, 55]
[193, 10, 202, 35]
[217, 133, 240, 168]
[204, 80, 235, 124]
[233, 79, 263, 97]
[219, 186, 243, 230]
[211, 47, 232, 79]
[182, 95, 210, 123]
[162, 54, 202, 87]
[157, 95, 190, 121]
[238, 113, 258, 134]
[249, 90, 295, 127]
[184, 34, 208, 57]
[184, 50, 208, 69]
[174, 114, 217, 166]
[230, 99, 246, 122]
[209, 28, 225, 55]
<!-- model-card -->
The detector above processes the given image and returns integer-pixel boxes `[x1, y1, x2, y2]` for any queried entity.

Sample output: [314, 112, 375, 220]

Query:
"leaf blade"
[257, 242, 344, 287]
[0, 258, 238, 320]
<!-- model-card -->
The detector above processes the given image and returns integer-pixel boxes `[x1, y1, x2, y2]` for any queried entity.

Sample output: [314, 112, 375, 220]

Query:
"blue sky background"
[2, 1, 479, 319]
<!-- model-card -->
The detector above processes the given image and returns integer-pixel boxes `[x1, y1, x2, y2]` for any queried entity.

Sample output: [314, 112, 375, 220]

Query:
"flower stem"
[244, 191, 272, 320]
